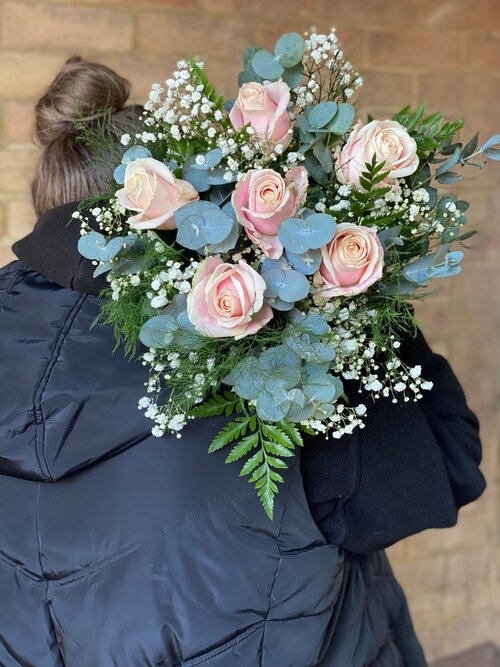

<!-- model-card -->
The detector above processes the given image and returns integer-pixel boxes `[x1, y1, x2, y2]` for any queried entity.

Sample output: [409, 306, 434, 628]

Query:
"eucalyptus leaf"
[285, 400, 315, 422]
[326, 103, 355, 135]
[285, 248, 322, 275]
[113, 163, 126, 185]
[289, 311, 330, 336]
[231, 357, 268, 400]
[274, 32, 304, 68]
[256, 391, 290, 422]
[480, 133, 500, 152]
[307, 102, 338, 130]
[482, 146, 500, 161]
[278, 213, 336, 254]
[139, 314, 177, 349]
[435, 146, 461, 176]
[312, 139, 334, 174]
[258, 344, 301, 371]
[435, 171, 463, 185]
[122, 145, 152, 163]
[303, 154, 328, 184]
[175, 201, 235, 250]
[303, 373, 342, 403]
[252, 50, 284, 80]
[281, 65, 304, 88]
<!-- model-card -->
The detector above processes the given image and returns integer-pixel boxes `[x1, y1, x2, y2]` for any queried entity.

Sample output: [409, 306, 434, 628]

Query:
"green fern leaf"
[191, 391, 239, 418]
[208, 417, 251, 453]
[257, 483, 275, 520]
[239, 449, 264, 476]
[280, 421, 303, 447]
[249, 463, 268, 483]
[262, 440, 295, 458]
[265, 456, 288, 470]
[225, 433, 259, 463]
[261, 424, 294, 449]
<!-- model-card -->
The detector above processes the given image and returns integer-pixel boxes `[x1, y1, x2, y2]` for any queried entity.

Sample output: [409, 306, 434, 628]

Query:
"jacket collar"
[12, 202, 108, 296]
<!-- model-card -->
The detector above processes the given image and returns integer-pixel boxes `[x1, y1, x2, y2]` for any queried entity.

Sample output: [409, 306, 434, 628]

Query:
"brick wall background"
[0, 0, 498, 662]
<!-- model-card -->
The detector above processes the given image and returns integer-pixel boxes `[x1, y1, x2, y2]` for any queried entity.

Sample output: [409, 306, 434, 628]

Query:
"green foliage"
[392, 105, 464, 156]
[193, 390, 303, 518]
[366, 295, 417, 351]
[96, 284, 152, 357]
[96, 236, 184, 356]
[189, 61, 227, 111]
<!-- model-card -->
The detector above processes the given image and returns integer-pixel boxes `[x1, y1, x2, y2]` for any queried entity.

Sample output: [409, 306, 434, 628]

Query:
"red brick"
[1, 102, 35, 146]
[357, 69, 415, 109]
[136, 11, 259, 60]
[432, 643, 500, 667]
[200, 0, 316, 23]
[368, 30, 463, 70]
[6, 198, 36, 240]
[317, 0, 420, 27]
[465, 34, 500, 71]
[1, 1, 134, 53]
[417, 0, 500, 31]
[0, 52, 66, 99]
[80, 0, 197, 7]
[0, 147, 37, 196]
[0, 245, 15, 267]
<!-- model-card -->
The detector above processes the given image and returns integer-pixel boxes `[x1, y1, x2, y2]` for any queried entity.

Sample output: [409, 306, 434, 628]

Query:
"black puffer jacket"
[0, 204, 485, 666]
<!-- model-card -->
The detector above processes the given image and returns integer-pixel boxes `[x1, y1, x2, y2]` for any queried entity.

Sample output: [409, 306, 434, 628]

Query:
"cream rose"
[314, 222, 384, 297]
[231, 166, 308, 259]
[187, 256, 273, 339]
[229, 81, 293, 147]
[336, 120, 419, 190]
[116, 157, 199, 230]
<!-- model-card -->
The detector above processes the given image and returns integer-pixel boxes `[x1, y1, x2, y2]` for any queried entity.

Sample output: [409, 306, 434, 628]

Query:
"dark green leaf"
[225, 433, 259, 463]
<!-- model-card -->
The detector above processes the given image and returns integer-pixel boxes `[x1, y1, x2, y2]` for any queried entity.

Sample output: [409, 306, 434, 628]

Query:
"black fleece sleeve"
[300, 328, 486, 553]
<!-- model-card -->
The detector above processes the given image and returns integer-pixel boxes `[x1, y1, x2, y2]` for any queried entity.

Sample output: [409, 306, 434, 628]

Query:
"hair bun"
[35, 56, 131, 147]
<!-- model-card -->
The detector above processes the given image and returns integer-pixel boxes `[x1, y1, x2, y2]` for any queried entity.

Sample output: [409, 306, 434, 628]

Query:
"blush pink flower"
[116, 157, 199, 230]
[229, 81, 293, 147]
[336, 120, 419, 190]
[314, 223, 384, 297]
[187, 256, 273, 340]
[231, 166, 308, 259]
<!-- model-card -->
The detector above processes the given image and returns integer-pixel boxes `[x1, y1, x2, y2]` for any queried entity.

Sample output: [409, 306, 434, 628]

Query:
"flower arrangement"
[77, 30, 500, 517]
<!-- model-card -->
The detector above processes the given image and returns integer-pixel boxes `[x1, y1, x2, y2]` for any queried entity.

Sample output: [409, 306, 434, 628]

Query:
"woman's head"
[32, 56, 143, 216]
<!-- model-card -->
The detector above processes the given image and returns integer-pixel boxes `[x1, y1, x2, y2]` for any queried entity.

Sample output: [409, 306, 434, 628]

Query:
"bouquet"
[77, 30, 500, 517]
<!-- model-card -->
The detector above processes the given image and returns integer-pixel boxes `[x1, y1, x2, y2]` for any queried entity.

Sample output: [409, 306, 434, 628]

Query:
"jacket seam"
[336, 433, 362, 547]
[258, 455, 299, 667]
[0, 553, 42, 581]
[0, 264, 25, 311]
[33, 293, 88, 482]
[48, 488, 256, 587]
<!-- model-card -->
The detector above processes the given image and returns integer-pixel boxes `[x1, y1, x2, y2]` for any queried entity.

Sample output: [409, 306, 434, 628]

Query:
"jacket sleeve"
[300, 327, 486, 554]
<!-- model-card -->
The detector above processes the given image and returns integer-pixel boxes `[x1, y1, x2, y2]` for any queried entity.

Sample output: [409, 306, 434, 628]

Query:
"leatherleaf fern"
[191, 392, 303, 519]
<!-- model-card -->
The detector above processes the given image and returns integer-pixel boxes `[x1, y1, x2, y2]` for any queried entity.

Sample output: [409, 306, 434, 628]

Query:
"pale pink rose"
[116, 157, 199, 230]
[336, 120, 419, 190]
[229, 81, 293, 147]
[231, 166, 308, 259]
[187, 256, 273, 340]
[314, 222, 384, 297]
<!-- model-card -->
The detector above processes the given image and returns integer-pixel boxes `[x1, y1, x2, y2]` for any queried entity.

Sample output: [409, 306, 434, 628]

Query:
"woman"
[0, 57, 485, 666]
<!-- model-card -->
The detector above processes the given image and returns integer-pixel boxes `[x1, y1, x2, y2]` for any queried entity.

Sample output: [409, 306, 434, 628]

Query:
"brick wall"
[1, 0, 498, 662]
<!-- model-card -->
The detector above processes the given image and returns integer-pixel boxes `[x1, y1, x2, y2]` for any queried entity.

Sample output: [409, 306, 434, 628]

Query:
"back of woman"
[0, 260, 427, 667]
[0, 52, 482, 667]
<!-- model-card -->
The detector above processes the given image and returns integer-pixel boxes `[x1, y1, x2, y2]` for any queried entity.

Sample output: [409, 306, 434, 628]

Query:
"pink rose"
[229, 81, 293, 147]
[116, 157, 199, 230]
[187, 256, 273, 340]
[314, 222, 384, 297]
[232, 166, 308, 259]
[336, 120, 419, 190]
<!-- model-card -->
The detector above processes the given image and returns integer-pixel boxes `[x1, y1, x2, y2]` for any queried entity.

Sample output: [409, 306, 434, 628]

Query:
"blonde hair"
[32, 56, 142, 216]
